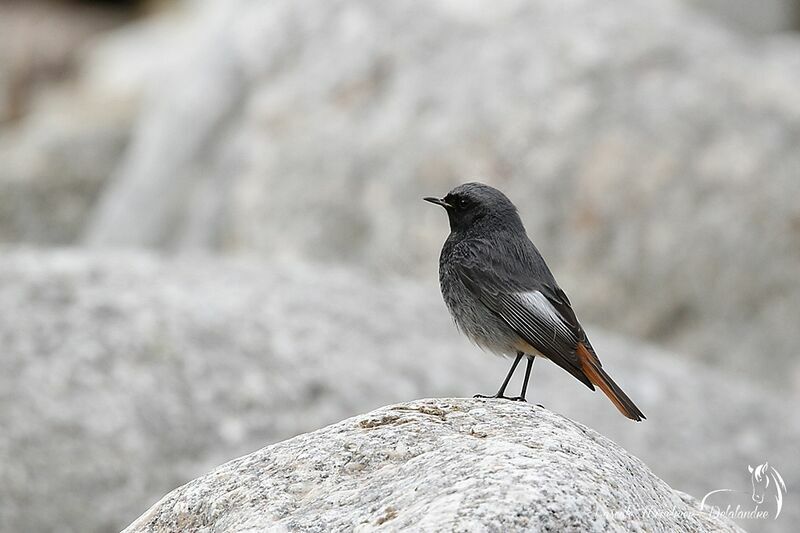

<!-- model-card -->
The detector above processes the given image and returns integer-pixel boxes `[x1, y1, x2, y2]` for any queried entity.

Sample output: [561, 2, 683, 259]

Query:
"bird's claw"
[473, 393, 527, 402]
[473, 393, 497, 399]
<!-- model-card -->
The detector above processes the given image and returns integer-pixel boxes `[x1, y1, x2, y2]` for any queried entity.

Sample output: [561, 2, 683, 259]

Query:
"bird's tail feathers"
[576, 343, 645, 422]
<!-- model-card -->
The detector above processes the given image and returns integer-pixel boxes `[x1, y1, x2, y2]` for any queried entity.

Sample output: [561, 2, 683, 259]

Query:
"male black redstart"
[425, 182, 645, 421]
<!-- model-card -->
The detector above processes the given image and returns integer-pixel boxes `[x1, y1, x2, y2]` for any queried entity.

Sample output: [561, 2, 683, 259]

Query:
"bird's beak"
[423, 197, 452, 209]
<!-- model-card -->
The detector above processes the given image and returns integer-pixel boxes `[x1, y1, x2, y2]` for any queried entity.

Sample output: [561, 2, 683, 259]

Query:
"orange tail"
[577, 343, 645, 422]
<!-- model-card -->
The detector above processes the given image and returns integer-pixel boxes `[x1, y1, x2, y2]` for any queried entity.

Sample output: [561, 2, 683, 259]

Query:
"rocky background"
[1, 1, 798, 532]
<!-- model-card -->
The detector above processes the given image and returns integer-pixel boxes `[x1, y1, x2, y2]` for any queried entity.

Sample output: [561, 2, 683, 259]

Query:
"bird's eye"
[458, 197, 469, 209]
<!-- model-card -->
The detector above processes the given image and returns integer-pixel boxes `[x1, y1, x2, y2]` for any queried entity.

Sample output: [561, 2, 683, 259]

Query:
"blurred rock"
[0, 92, 130, 244]
[0, 0, 130, 123]
[683, 0, 800, 34]
[0, 0, 184, 245]
[124, 398, 744, 533]
[81, 0, 800, 388]
[0, 249, 796, 533]
[0, 0, 212, 247]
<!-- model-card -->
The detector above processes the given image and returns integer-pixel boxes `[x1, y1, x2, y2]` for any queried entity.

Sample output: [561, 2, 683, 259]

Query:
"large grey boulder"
[81, 0, 800, 389]
[123, 398, 744, 533]
[0, 249, 796, 533]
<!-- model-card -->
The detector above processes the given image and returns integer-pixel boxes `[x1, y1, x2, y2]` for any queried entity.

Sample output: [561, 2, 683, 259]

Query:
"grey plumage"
[426, 182, 645, 421]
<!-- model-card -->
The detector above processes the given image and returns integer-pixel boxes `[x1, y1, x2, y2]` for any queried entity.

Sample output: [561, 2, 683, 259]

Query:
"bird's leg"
[508, 355, 535, 402]
[474, 352, 524, 400]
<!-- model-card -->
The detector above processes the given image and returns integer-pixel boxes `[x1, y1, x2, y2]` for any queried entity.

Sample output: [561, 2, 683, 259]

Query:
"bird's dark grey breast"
[438, 236, 523, 356]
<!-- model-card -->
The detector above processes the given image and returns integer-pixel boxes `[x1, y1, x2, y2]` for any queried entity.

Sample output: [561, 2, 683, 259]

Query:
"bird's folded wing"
[453, 246, 594, 389]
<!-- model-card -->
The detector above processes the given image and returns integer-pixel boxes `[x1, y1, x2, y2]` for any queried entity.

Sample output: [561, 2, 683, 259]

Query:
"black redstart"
[425, 182, 645, 421]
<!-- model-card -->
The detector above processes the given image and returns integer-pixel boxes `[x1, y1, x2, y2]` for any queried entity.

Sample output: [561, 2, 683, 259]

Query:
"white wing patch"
[516, 291, 574, 342]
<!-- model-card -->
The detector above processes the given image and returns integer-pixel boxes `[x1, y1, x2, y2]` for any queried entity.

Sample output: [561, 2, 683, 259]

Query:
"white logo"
[749, 462, 787, 517]
[700, 462, 788, 520]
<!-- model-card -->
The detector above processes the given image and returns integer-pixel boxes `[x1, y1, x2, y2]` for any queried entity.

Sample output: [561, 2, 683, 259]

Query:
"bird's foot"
[473, 393, 526, 402]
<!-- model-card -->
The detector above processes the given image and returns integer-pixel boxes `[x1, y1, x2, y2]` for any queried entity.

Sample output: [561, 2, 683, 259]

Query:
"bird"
[424, 182, 645, 421]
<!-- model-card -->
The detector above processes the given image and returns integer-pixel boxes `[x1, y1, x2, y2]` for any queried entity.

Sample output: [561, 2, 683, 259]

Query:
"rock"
[123, 398, 744, 533]
[0, 249, 796, 533]
[0, 1, 127, 122]
[80, 0, 800, 389]
[0, 2, 193, 245]
[682, 0, 800, 33]
[0, 92, 130, 244]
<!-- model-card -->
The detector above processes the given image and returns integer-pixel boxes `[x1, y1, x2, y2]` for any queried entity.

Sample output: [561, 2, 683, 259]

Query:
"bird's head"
[424, 182, 522, 234]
